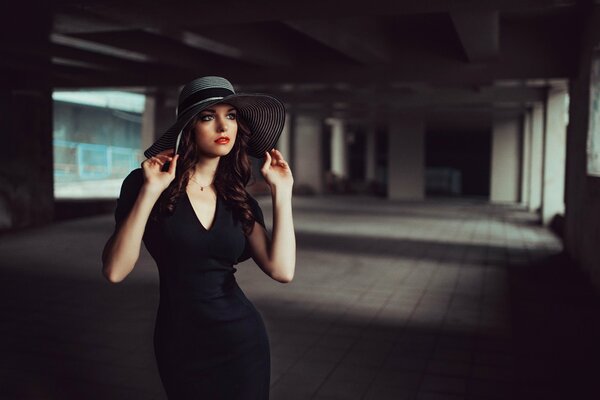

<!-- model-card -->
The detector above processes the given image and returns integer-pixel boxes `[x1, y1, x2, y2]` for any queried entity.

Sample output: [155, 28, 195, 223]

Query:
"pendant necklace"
[189, 176, 213, 191]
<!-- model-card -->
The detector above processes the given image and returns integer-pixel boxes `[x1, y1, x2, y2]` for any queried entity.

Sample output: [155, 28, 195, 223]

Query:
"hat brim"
[143, 93, 286, 159]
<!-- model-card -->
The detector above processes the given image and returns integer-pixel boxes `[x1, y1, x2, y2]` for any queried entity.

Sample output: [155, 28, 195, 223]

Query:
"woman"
[101, 76, 296, 399]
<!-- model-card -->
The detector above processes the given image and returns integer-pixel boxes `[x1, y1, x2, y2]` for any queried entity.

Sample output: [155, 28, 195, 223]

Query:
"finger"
[261, 151, 271, 170]
[271, 149, 282, 163]
[152, 156, 168, 165]
[168, 154, 179, 175]
[270, 149, 278, 166]
[275, 149, 286, 164]
[151, 157, 165, 166]
[154, 154, 172, 161]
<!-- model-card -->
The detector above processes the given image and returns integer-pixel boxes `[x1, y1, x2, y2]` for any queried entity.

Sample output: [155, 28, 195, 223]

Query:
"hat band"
[177, 87, 235, 116]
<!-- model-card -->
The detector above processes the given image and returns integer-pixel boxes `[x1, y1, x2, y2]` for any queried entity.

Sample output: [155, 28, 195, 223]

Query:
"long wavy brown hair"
[149, 109, 258, 236]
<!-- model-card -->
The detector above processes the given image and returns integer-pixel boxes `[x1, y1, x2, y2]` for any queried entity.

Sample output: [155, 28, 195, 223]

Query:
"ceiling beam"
[53, 9, 124, 34]
[277, 86, 547, 106]
[45, 8, 578, 88]
[57, 30, 255, 71]
[165, 26, 295, 67]
[450, 11, 500, 62]
[284, 18, 393, 64]
[50, 52, 572, 89]
[57, 0, 577, 27]
[54, 8, 295, 67]
[285, 103, 527, 122]
[51, 33, 151, 62]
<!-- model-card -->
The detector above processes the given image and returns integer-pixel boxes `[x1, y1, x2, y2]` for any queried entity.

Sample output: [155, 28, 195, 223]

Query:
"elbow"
[106, 274, 125, 284]
[272, 269, 294, 284]
[274, 275, 293, 284]
[102, 261, 128, 284]
[101, 247, 138, 284]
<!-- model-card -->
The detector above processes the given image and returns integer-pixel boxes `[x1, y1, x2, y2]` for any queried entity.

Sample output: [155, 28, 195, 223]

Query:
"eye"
[199, 114, 214, 122]
[227, 112, 237, 120]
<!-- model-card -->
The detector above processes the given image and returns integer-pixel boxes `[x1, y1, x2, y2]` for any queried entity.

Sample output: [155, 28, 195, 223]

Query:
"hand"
[261, 149, 294, 192]
[141, 149, 179, 192]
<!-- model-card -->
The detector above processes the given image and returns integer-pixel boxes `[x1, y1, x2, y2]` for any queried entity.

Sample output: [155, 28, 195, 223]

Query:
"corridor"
[0, 195, 598, 399]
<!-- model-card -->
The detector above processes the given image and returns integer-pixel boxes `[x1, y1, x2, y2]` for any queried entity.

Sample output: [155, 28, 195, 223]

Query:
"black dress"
[114, 168, 271, 399]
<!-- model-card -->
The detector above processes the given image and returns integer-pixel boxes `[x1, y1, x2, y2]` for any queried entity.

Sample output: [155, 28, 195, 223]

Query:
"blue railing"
[53, 139, 144, 181]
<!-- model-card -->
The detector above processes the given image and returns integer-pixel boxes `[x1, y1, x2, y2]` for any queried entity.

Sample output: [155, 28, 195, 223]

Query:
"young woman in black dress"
[101, 76, 296, 399]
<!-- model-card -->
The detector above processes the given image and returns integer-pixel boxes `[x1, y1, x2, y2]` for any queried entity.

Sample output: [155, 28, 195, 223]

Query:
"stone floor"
[1, 195, 599, 399]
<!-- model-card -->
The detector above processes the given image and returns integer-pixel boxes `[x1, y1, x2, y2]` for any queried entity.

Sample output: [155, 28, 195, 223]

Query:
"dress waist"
[157, 268, 254, 323]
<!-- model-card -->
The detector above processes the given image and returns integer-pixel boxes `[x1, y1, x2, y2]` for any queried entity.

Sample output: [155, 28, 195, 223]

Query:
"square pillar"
[365, 127, 377, 182]
[141, 88, 177, 153]
[520, 111, 532, 206]
[275, 112, 292, 161]
[0, 6, 53, 230]
[542, 87, 568, 225]
[327, 118, 348, 179]
[490, 116, 522, 203]
[388, 115, 425, 200]
[293, 115, 324, 194]
[528, 102, 545, 213]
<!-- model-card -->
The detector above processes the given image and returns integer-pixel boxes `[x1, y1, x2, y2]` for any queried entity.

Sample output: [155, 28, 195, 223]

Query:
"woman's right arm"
[102, 151, 179, 283]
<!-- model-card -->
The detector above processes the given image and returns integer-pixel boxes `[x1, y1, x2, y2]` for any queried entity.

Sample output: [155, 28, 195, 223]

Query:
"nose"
[216, 116, 228, 132]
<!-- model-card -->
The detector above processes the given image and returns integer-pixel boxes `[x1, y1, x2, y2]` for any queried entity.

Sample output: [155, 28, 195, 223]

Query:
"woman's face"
[193, 103, 238, 158]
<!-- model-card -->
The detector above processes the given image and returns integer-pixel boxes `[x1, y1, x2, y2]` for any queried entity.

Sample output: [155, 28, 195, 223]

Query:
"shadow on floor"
[296, 231, 528, 268]
[507, 250, 600, 400]
[1, 248, 599, 399]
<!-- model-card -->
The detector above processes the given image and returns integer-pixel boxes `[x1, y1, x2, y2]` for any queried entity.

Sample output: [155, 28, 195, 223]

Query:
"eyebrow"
[201, 108, 236, 113]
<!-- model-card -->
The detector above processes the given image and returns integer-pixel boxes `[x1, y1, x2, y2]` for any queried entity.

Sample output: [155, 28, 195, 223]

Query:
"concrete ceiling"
[1, 0, 584, 122]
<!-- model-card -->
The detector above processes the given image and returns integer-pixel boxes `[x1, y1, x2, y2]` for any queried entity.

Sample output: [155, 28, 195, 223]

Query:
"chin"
[214, 146, 233, 157]
[206, 146, 233, 157]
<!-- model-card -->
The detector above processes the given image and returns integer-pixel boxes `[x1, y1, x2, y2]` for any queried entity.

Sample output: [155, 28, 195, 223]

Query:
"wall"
[564, 5, 600, 290]
[0, 6, 53, 231]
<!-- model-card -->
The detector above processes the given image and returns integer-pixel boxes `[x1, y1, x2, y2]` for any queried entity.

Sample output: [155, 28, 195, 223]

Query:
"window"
[52, 91, 146, 198]
[588, 47, 600, 176]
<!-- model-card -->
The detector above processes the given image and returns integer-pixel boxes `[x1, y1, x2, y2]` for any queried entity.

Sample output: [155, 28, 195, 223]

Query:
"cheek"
[194, 126, 211, 142]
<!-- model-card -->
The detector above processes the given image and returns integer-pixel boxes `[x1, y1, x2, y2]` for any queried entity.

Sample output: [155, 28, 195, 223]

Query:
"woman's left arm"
[248, 148, 296, 283]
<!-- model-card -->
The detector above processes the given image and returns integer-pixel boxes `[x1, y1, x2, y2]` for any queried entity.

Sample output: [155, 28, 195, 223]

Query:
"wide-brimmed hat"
[143, 76, 286, 159]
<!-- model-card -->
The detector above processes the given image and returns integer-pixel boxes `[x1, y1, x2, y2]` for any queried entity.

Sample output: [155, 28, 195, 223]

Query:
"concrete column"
[387, 115, 425, 200]
[0, 6, 53, 231]
[328, 118, 348, 179]
[141, 89, 178, 156]
[365, 126, 377, 182]
[293, 115, 324, 194]
[141, 95, 157, 153]
[520, 111, 532, 206]
[490, 116, 521, 203]
[275, 112, 292, 161]
[542, 87, 568, 225]
[528, 102, 545, 213]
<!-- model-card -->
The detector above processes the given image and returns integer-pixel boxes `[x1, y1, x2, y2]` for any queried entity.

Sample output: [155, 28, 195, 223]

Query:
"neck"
[191, 155, 220, 185]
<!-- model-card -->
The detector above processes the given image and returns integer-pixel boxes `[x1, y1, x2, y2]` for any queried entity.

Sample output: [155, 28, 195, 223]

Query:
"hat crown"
[178, 76, 235, 105]
[145, 75, 285, 159]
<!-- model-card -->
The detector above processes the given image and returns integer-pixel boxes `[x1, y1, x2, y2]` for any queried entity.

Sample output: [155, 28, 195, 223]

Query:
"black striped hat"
[143, 76, 286, 159]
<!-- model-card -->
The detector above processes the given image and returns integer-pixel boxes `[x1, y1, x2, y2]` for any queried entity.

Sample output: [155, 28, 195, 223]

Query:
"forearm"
[102, 185, 162, 283]
[269, 186, 296, 282]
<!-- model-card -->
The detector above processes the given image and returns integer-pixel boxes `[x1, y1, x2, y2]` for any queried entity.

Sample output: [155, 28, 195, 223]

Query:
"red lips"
[214, 136, 230, 144]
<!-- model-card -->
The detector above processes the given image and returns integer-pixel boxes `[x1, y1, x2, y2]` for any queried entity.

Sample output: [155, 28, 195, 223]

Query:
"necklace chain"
[189, 175, 214, 191]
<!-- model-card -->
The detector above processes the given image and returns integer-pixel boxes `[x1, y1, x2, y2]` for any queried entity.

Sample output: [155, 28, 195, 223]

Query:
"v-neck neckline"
[184, 190, 219, 232]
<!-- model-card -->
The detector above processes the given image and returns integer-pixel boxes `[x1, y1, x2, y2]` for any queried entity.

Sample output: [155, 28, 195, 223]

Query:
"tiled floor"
[1, 195, 599, 399]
